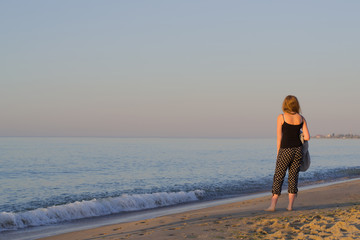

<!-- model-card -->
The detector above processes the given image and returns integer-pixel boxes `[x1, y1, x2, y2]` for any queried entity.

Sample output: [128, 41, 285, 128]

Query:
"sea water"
[0, 137, 359, 233]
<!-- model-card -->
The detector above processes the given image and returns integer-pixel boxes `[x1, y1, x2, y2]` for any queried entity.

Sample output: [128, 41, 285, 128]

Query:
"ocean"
[0, 137, 359, 238]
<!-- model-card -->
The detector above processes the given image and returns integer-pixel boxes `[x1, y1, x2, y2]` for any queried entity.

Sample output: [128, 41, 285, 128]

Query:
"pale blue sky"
[1, 1, 359, 137]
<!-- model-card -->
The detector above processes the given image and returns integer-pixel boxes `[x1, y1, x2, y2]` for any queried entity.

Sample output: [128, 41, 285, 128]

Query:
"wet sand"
[40, 179, 360, 240]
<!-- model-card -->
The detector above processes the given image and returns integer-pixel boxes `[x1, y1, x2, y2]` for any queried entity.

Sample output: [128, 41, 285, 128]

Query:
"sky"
[1, 1, 359, 138]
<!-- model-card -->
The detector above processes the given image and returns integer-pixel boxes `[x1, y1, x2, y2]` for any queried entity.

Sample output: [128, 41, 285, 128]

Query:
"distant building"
[314, 133, 360, 139]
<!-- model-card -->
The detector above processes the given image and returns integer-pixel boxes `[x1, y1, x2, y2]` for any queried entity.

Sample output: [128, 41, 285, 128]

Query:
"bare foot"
[264, 207, 275, 212]
[286, 208, 293, 211]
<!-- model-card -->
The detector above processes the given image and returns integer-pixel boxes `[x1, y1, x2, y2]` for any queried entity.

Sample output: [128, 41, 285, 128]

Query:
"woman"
[266, 95, 310, 211]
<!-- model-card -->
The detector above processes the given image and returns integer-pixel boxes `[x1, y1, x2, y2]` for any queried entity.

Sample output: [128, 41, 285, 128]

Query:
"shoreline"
[4, 178, 359, 240]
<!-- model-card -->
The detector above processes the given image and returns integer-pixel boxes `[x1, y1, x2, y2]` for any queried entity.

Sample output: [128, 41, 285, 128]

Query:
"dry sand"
[40, 179, 360, 240]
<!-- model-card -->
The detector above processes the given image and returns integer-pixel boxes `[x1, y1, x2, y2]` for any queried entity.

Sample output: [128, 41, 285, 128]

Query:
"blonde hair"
[282, 95, 301, 114]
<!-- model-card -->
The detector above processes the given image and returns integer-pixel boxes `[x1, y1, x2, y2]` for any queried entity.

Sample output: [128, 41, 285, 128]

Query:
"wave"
[1, 167, 359, 232]
[0, 190, 204, 232]
[299, 167, 360, 184]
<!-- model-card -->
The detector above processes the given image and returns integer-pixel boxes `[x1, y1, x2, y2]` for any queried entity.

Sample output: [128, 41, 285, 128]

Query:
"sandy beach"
[40, 179, 360, 240]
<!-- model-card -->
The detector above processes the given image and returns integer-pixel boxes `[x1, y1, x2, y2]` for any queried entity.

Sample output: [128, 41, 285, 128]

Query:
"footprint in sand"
[168, 227, 183, 230]
[184, 233, 198, 238]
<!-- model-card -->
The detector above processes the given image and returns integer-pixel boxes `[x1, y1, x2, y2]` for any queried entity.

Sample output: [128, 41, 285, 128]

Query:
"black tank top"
[280, 115, 303, 148]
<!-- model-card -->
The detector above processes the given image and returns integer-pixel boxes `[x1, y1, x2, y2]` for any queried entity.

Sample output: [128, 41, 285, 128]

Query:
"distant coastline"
[314, 133, 360, 139]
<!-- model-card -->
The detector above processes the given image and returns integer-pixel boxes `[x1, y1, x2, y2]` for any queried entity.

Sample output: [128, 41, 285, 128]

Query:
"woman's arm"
[302, 117, 310, 141]
[277, 114, 283, 155]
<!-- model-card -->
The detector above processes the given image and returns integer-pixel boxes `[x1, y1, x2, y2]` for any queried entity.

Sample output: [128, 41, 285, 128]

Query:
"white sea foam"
[0, 190, 204, 232]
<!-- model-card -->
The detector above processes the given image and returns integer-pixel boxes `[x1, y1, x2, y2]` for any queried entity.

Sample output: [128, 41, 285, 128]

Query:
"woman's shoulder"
[277, 114, 284, 124]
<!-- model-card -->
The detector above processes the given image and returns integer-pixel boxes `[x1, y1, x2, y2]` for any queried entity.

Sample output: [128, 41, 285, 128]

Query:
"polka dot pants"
[272, 147, 302, 196]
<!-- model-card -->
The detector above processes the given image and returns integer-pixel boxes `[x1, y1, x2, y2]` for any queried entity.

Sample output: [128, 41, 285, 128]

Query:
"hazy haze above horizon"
[1, 1, 359, 138]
